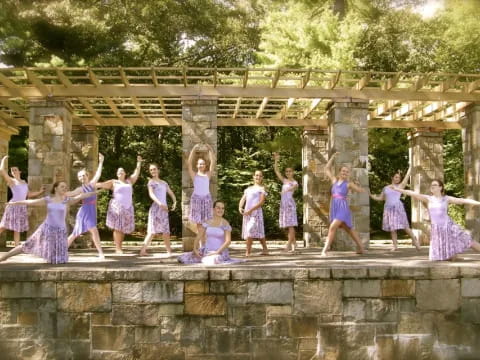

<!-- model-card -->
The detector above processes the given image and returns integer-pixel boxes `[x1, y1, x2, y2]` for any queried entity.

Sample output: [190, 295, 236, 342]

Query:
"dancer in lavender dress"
[178, 201, 244, 265]
[139, 163, 177, 257]
[0, 181, 96, 264]
[370, 169, 420, 251]
[321, 152, 366, 256]
[0, 155, 44, 246]
[274, 153, 298, 253]
[66, 153, 105, 259]
[239, 170, 269, 256]
[392, 179, 480, 261]
[99, 155, 142, 254]
[187, 143, 215, 233]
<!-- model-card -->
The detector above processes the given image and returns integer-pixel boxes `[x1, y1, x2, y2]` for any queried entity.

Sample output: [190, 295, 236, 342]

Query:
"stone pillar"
[182, 96, 217, 250]
[408, 129, 444, 244]
[302, 127, 330, 247]
[28, 100, 73, 234]
[69, 125, 99, 248]
[327, 99, 370, 251]
[0, 124, 19, 247]
[462, 104, 480, 242]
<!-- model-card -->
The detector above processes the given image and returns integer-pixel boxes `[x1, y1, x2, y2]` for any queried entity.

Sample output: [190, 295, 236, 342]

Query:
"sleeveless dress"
[330, 180, 352, 228]
[189, 174, 213, 223]
[0, 182, 29, 232]
[106, 180, 135, 234]
[178, 223, 243, 265]
[71, 183, 97, 236]
[428, 195, 473, 261]
[242, 186, 267, 239]
[147, 179, 170, 234]
[279, 180, 298, 228]
[381, 185, 410, 231]
[22, 196, 69, 264]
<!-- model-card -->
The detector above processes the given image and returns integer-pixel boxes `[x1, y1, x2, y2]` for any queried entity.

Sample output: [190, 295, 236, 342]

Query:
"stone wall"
[0, 266, 479, 359]
[302, 127, 330, 247]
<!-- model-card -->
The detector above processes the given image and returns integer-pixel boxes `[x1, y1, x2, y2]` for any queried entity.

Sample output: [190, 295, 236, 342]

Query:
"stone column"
[182, 96, 217, 250]
[302, 127, 330, 247]
[28, 100, 73, 234]
[327, 99, 370, 251]
[69, 125, 99, 248]
[0, 124, 19, 247]
[462, 104, 480, 242]
[408, 129, 444, 244]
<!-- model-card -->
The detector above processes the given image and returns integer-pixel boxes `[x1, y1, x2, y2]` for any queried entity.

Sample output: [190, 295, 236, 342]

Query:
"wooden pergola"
[1, 67, 479, 129]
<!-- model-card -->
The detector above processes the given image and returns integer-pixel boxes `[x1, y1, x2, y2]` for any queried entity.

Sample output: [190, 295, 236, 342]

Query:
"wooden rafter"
[255, 97, 269, 119]
[24, 69, 50, 96]
[302, 98, 322, 119]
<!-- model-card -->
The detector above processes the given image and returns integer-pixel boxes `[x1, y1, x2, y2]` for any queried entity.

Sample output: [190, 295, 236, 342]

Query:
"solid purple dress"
[428, 195, 473, 261]
[382, 186, 410, 231]
[330, 180, 352, 228]
[22, 196, 69, 264]
[178, 223, 243, 265]
[0, 182, 29, 232]
[71, 183, 97, 236]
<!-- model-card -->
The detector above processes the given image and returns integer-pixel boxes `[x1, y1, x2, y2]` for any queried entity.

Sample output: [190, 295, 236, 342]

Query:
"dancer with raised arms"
[391, 179, 480, 261]
[187, 143, 215, 234]
[239, 170, 269, 257]
[99, 155, 142, 254]
[178, 200, 243, 265]
[0, 181, 97, 264]
[66, 153, 105, 259]
[370, 168, 420, 251]
[0, 155, 44, 246]
[321, 152, 366, 256]
[139, 163, 177, 257]
[273, 153, 298, 253]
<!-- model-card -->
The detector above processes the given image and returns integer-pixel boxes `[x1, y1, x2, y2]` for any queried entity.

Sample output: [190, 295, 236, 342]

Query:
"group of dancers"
[1, 144, 480, 265]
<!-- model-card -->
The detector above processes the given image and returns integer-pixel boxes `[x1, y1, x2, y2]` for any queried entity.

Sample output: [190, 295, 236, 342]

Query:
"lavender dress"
[330, 180, 352, 228]
[381, 186, 410, 231]
[71, 183, 97, 236]
[189, 174, 213, 223]
[428, 195, 473, 261]
[242, 186, 267, 239]
[147, 180, 170, 235]
[22, 196, 69, 264]
[106, 180, 135, 234]
[0, 182, 29, 232]
[279, 180, 298, 228]
[178, 223, 243, 265]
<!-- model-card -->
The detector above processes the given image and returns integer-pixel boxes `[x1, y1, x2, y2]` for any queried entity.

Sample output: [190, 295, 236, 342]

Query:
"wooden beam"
[329, 71, 341, 89]
[354, 73, 371, 90]
[271, 69, 281, 89]
[151, 67, 159, 87]
[131, 96, 145, 119]
[255, 97, 269, 119]
[242, 68, 249, 88]
[302, 98, 322, 119]
[0, 73, 23, 98]
[0, 98, 27, 118]
[382, 72, 401, 91]
[368, 119, 461, 129]
[233, 97, 242, 119]
[72, 117, 182, 126]
[24, 68, 50, 96]
[274, 97, 295, 120]
[119, 67, 129, 87]
[467, 79, 480, 93]
[158, 97, 168, 119]
[220, 117, 328, 127]
[301, 70, 311, 89]
[410, 73, 431, 92]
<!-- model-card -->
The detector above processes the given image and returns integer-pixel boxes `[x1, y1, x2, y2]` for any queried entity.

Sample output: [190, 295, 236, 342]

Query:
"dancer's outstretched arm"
[398, 167, 412, 189]
[187, 144, 200, 180]
[325, 152, 338, 183]
[67, 191, 99, 205]
[167, 186, 177, 211]
[129, 155, 143, 185]
[447, 196, 480, 206]
[90, 153, 105, 185]
[9, 198, 46, 206]
[273, 153, 284, 182]
[206, 144, 216, 178]
[0, 156, 14, 186]
[390, 186, 429, 203]
[369, 189, 385, 201]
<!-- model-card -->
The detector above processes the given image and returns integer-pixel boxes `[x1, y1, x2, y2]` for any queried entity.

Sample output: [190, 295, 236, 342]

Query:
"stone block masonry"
[0, 266, 479, 359]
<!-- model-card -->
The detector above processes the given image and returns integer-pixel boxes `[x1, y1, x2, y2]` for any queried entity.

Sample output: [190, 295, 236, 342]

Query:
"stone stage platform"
[0, 244, 479, 360]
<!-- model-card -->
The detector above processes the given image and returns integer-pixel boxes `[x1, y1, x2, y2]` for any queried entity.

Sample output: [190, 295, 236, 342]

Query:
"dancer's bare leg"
[342, 224, 364, 254]
[13, 231, 20, 247]
[0, 245, 23, 262]
[89, 228, 104, 259]
[287, 227, 296, 252]
[404, 227, 420, 251]
[390, 231, 399, 251]
[471, 241, 480, 252]
[67, 233, 77, 247]
[245, 238, 253, 257]
[140, 233, 154, 256]
[113, 230, 124, 254]
[322, 220, 342, 256]
[259, 238, 269, 255]
[163, 233, 172, 255]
